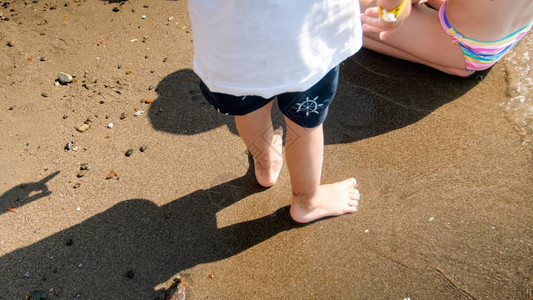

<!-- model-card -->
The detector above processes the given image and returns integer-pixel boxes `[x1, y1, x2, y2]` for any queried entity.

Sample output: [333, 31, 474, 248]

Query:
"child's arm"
[361, 0, 412, 40]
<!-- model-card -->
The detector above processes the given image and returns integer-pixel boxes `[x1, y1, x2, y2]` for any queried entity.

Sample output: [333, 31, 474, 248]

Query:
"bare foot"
[254, 127, 283, 187]
[290, 178, 360, 223]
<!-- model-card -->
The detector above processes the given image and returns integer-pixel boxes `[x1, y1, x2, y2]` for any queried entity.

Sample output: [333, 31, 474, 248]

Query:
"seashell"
[145, 98, 154, 104]
[107, 123, 114, 129]
[134, 110, 144, 117]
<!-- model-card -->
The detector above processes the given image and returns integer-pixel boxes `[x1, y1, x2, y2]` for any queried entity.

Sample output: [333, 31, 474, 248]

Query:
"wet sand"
[1, 1, 532, 299]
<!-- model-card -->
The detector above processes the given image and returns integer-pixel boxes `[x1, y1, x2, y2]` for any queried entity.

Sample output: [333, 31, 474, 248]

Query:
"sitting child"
[360, 0, 533, 76]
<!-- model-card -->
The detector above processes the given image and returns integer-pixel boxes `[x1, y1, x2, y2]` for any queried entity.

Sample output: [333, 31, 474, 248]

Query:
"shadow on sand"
[0, 159, 300, 298]
[0, 50, 486, 298]
[148, 49, 486, 144]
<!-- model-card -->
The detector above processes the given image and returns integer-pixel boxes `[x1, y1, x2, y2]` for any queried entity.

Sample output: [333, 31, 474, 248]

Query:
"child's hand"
[360, 2, 411, 40]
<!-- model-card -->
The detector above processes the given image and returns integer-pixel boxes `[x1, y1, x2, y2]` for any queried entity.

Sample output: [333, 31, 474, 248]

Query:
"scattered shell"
[145, 98, 154, 104]
[76, 124, 90, 132]
[106, 170, 116, 179]
[134, 110, 144, 117]
[125, 70, 131, 75]
[125, 149, 133, 157]
[141, 15, 146, 19]
[8, 208, 17, 212]
[120, 112, 127, 120]
[58, 72, 73, 84]
[80, 163, 90, 170]
[73, 183, 81, 189]
[77, 170, 86, 178]
[64, 142, 72, 151]
[139, 145, 147, 152]
[107, 123, 114, 129]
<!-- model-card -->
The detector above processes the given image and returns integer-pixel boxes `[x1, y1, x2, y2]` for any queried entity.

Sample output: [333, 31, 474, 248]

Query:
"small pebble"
[6, 41, 14, 47]
[64, 143, 71, 151]
[107, 123, 114, 129]
[112, 6, 119, 12]
[58, 72, 73, 84]
[125, 149, 133, 157]
[30, 290, 47, 300]
[41, 92, 49, 97]
[145, 98, 153, 104]
[76, 170, 86, 178]
[126, 270, 135, 279]
[106, 170, 116, 179]
[139, 145, 147, 152]
[80, 163, 90, 170]
[141, 15, 146, 19]
[120, 112, 127, 120]
[73, 183, 81, 189]
[24, 271, 32, 278]
[208, 273, 214, 279]
[40, 57, 46, 61]
[76, 124, 89, 132]
[66, 238, 73, 246]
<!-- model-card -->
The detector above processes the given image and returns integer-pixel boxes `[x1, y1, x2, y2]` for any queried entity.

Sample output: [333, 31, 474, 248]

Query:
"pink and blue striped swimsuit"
[439, 1, 533, 71]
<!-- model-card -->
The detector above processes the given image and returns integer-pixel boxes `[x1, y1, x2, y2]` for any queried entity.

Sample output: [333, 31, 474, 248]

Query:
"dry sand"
[1, 0, 532, 299]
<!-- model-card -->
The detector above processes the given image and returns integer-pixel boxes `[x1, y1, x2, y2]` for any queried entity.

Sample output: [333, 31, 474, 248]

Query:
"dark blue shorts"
[199, 65, 340, 128]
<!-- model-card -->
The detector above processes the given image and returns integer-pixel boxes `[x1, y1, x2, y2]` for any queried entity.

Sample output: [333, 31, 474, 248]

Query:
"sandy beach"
[1, 0, 532, 299]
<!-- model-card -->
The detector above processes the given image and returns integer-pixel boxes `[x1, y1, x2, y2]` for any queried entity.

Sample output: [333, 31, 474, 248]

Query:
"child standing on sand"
[188, 0, 362, 223]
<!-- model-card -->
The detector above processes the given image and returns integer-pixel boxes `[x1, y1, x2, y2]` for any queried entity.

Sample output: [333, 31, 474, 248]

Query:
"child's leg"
[235, 102, 283, 187]
[284, 117, 360, 223]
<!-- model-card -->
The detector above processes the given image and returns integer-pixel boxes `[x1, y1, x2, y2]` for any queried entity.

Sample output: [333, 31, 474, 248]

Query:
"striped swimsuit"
[439, 1, 533, 71]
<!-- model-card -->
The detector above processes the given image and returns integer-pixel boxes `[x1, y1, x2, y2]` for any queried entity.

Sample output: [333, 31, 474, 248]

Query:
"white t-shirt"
[188, 0, 362, 98]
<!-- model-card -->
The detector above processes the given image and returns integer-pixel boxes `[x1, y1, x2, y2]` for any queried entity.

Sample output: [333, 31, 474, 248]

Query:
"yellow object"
[377, 0, 409, 23]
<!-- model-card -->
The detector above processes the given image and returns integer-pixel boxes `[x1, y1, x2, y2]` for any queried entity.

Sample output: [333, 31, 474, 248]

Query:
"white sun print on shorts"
[295, 96, 323, 117]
